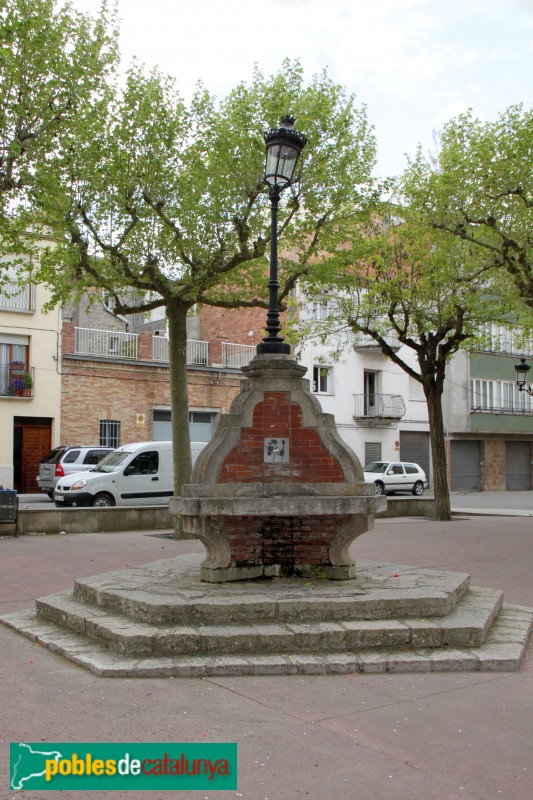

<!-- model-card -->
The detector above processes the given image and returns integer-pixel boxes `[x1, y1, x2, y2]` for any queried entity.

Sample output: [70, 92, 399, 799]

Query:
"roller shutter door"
[400, 432, 431, 487]
[450, 441, 481, 492]
[506, 442, 532, 490]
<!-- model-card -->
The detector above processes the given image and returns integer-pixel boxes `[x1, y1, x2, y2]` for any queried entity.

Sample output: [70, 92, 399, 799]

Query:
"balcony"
[72, 326, 256, 369]
[352, 334, 401, 352]
[152, 336, 209, 366]
[221, 342, 256, 368]
[354, 393, 406, 425]
[0, 282, 33, 312]
[75, 327, 139, 359]
[0, 364, 34, 398]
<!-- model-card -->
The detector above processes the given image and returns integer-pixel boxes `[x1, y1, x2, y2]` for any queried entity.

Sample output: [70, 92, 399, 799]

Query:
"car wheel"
[374, 481, 385, 496]
[412, 481, 424, 496]
[91, 492, 115, 508]
[46, 491, 54, 500]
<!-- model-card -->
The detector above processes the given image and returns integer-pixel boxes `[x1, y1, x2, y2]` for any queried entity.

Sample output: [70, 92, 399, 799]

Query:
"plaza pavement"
[0, 512, 532, 800]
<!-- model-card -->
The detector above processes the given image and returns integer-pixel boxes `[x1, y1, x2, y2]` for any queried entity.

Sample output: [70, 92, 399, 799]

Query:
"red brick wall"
[218, 392, 345, 484]
[222, 515, 352, 566]
[60, 358, 243, 445]
[197, 305, 291, 363]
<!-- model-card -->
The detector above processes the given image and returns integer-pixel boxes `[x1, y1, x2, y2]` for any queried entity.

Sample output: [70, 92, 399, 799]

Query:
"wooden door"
[14, 423, 51, 493]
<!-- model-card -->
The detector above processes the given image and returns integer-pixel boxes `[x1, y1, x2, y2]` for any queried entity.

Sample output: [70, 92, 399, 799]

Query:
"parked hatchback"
[37, 445, 115, 498]
[363, 461, 428, 496]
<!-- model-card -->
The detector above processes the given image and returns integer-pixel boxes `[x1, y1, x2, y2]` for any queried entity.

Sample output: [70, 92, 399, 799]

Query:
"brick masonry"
[218, 392, 345, 484]
[219, 514, 352, 567]
[60, 322, 244, 444]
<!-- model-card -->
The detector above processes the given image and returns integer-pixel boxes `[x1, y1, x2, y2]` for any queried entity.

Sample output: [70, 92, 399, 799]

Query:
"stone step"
[70, 555, 471, 625]
[34, 585, 503, 657]
[2, 604, 531, 676]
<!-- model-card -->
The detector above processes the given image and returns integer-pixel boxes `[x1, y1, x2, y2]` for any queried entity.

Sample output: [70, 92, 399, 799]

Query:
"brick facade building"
[60, 321, 247, 446]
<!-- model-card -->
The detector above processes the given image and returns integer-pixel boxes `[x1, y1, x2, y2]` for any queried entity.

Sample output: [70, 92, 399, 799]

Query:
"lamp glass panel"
[265, 142, 299, 186]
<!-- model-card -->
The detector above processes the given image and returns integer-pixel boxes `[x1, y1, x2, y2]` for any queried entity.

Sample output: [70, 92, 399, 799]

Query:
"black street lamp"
[515, 358, 533, 396]
[257, 116, 307, 355]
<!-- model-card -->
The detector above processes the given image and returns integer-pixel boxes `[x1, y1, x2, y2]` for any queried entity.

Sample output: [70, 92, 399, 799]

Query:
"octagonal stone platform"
[2, 554, 531, 676]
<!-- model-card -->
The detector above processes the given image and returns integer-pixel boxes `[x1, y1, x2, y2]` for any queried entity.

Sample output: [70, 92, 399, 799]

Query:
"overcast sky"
[77, 0, 533, 177]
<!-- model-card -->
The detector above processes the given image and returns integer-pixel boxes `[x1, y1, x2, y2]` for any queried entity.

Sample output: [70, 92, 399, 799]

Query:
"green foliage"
[36, 59, 377, 317]
[0, 0, 118, 256]
[402, 105, 533, 309]
[298, 205, 517, 521]
[33, 58, 377, 492]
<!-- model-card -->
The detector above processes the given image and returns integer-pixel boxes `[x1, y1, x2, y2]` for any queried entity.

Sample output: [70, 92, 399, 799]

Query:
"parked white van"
[52, 441, 207, 508]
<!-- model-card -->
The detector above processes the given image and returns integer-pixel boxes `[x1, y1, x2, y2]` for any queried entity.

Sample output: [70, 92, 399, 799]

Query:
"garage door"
[400, 432, 431, 487]
[506, 442, 532, 490]
[450, 441, 481, 492]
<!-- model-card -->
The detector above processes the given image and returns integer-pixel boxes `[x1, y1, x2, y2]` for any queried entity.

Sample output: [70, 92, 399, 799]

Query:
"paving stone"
[430, 648, 479, 671]
[322, 653, 360, 673]
[342, 619, 410, 647]
[250, 655, 290, 675]
[386, 650, 433, 673]
[355, 651, 387, 673]
[208, 656, 252, 676]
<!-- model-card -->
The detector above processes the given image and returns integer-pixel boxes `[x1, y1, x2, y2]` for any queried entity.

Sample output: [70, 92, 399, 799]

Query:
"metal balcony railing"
[152, 336, 209, 366]
[0, 364, 34, 397]
[221, 342, 256, 368]
[354, 393, 406, 419]
[352, 334, 401, 351]
[0, 282, 33, 312]
[74, 327, 138, 359]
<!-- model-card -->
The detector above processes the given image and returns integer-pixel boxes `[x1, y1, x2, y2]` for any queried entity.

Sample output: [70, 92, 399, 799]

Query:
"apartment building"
[444, 325, 533, 491]
[295, 301, 431, 479]
[0, 242, 62, 491]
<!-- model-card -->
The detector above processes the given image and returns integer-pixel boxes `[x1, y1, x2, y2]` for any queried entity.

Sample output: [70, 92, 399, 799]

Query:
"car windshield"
[92, 451, 130, 473]
[364, 462, 388, 473]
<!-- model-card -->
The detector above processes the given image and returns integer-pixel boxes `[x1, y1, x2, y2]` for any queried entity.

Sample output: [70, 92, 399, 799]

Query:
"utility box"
[0, 489, 18, 536]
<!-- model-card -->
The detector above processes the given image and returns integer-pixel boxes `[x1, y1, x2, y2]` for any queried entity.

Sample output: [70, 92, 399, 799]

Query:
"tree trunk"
[166, 299, 192, 497]
[424, 380, 452, 521]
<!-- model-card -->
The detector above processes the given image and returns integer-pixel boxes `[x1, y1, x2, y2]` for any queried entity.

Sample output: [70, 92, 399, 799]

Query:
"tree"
[403, 105, 533, 311]
[36, 60, 377, 495]
[297, 210, 510, 521]
[0, 0, 117, 253]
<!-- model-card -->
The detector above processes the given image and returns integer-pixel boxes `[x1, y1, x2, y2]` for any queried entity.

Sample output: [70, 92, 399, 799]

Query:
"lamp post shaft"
[257, 184, 291, 355]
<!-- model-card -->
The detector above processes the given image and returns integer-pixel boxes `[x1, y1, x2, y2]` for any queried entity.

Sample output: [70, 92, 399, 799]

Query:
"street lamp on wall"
[514, 358, 533, 396]
[257, 116, 307, 355]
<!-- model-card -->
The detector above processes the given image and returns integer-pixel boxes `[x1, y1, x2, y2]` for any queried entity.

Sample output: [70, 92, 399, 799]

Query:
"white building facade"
[295, 301, 431, 481]
[0, 241, 62, 490]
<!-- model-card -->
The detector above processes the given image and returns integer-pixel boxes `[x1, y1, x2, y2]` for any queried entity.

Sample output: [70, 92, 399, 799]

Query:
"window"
[100, 420, 121, 448]
[311, 301, 336, 321]
[127, 451, 158, 475]
[63, 449, 81, 463]
[313, 366, 332, 394]
[470, 379, 532, 414]
[0, 339, 30, 396]
[103, 293, 116, 312]
[405, 464, 419, 474]
[388, 464, 404, 475]
[83, 449, 112, 465]
[363, 370, 379, 415]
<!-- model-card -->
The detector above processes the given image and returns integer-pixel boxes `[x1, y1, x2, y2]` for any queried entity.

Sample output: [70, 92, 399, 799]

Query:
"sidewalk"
[1, 515, 532, 799]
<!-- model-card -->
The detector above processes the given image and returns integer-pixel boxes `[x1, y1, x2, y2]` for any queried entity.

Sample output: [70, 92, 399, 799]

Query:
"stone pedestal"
[171, 354, 385, 582]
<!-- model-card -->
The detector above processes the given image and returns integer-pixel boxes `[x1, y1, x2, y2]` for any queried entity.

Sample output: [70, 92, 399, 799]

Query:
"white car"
[363, 461, 428, 496]
[53, 441, 207, 508]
